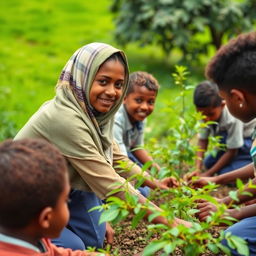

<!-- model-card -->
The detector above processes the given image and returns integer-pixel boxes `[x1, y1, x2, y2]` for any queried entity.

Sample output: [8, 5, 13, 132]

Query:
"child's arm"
[195, 138, 208, 171]
[219, 176, 256, 206]
[197, 199, 256, 222]
[191, 163, 254, 188]
[226, 204, 256, 221]
[201, 148, 238, 177]
[133, 148, 160, 171]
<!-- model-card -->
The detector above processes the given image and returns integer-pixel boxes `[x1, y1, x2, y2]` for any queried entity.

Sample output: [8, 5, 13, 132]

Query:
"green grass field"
[0, 0, 204, 139]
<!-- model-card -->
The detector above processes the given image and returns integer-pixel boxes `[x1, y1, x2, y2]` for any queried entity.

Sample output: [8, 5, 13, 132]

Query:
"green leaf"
[89, 205, 103, 212]
[106, 196, 125, 205]
[236, 178, 243, 189]
[208, 243, 219, 254]
[164, 243, 175, 254]
[229, 236, 249, 256]
[187, 208, 199, 215]
[229, 191, 239, 202]
[99, 207, 120, 224]
[240, 191, 253, 197]
[169, 227, 179, 237]
[148, 211, 161, 222]
[217, 243, 231, 255]
[131, 209, 147, 228]
[142, 241, 169, 256]
[141, 160, 153, 171]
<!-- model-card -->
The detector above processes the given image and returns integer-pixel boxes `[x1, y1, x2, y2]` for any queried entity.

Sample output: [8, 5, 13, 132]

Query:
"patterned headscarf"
[55, 43, 129, 160]
[57, 43, 128, 125]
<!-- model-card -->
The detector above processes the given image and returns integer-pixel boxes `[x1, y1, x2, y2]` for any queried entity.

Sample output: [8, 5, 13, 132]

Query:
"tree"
[111, 0, 256, 62]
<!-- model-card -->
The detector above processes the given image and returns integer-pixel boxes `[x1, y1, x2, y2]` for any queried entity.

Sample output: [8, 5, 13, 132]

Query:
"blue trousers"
[52, 189, 106, 250]
[128, 152, 150, 197]
[222, 216, 256, 255]
[204, 133, 252, 175]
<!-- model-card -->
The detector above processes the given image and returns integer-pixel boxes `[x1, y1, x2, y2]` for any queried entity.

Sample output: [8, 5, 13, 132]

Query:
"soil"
[109, 186, 235, 256]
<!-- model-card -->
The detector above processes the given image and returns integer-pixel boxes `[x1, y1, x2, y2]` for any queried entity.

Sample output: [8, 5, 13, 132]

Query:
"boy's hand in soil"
[196, 200, 218, 221]
[189, 176, 217, 188]
[105, 222, 115, 244]
[183, 170, 200, 182]
[158, 177, 179, 189]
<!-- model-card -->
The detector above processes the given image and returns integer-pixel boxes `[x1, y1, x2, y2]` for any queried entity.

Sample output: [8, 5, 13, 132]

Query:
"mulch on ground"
[109, 185, 234, 256]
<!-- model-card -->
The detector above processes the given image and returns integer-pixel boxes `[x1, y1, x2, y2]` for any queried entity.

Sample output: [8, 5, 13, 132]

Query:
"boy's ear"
[38, 207, 53, 229]
[230, 89, 245, 104]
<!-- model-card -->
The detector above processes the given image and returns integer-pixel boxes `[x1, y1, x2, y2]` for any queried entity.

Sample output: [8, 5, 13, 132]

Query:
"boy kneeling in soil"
[193, 81, 255, 177]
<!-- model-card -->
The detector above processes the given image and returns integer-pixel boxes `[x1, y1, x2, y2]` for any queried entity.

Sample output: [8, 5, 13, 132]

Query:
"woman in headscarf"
[15, 43, 191, 250]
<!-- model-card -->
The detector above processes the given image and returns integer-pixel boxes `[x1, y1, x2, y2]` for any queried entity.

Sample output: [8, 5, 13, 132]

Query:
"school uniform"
[114, 104, 150, 197]
[199, 106, 256, 174]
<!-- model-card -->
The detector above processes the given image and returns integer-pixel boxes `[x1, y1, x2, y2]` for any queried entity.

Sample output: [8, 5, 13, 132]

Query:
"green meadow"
[0, 0, 204, 140]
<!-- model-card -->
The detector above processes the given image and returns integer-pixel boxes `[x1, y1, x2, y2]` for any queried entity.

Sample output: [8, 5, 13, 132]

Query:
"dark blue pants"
[52, 189, 106, 250]
[204, 132, 252, 175]
[128, 152, 150, 197]
[222, 216, 256, 255]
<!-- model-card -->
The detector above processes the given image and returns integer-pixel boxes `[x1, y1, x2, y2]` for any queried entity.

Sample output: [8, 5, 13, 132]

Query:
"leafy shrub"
[91, 66, 249, 255]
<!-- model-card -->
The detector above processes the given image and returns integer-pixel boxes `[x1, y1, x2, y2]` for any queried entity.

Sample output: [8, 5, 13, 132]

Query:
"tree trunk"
[209, 26, 223, 49]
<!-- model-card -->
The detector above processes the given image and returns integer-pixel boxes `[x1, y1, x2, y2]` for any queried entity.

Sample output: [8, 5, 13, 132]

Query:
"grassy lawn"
[0, 0, 204, 139]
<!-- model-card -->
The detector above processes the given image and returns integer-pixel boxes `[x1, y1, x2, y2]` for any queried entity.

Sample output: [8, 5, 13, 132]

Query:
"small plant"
[92, 178, 248, 255]
[148, 66, 223, 179]
[91, 66, 249, 256]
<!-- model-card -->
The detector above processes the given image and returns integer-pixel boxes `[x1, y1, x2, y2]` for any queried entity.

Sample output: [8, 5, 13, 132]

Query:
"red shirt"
[0, 238, 87, 256]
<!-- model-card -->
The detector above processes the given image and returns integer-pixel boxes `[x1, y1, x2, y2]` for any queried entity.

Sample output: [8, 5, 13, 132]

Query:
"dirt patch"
[109, 186, 234, 255]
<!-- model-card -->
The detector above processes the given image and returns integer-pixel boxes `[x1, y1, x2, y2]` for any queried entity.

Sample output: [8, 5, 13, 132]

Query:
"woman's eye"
[135, 98, 142, 103]
[148, 100, 155, 105]
[115, 82, 123, 89]
[98, 80, 107, 85]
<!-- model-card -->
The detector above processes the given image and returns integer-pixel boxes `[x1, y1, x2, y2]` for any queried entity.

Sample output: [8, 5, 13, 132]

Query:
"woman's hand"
[105, 222, 115, 245]
[158, 177, 179, 189]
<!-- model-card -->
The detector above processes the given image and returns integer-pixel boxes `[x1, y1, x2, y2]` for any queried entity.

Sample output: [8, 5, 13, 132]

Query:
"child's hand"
[173, 218, 193, 228]
[105, 222, 115, 245]
[159, 177, 179, 188]
[183, 170, 200, 182]
[189, 176, 216, 188]
[196, 200, 218, 221]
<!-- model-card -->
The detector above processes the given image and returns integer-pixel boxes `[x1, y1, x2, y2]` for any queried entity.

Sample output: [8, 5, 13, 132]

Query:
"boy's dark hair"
[126, 71, 160, 95]
[0, 139, 67, 229]
[193, 81, 223, 108]
[205, 31, 256, 93]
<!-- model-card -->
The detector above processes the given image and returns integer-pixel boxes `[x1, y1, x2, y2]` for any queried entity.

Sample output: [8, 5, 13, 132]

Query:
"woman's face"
[90, 59, 125, 113]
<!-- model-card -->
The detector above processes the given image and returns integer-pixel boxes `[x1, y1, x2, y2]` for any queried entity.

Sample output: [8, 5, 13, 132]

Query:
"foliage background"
[0, 0, 255, 141]
[1, 2, 255, 255]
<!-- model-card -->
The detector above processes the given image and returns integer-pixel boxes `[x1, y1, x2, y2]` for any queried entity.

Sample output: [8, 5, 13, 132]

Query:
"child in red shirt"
[0, 139, 103, 256]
